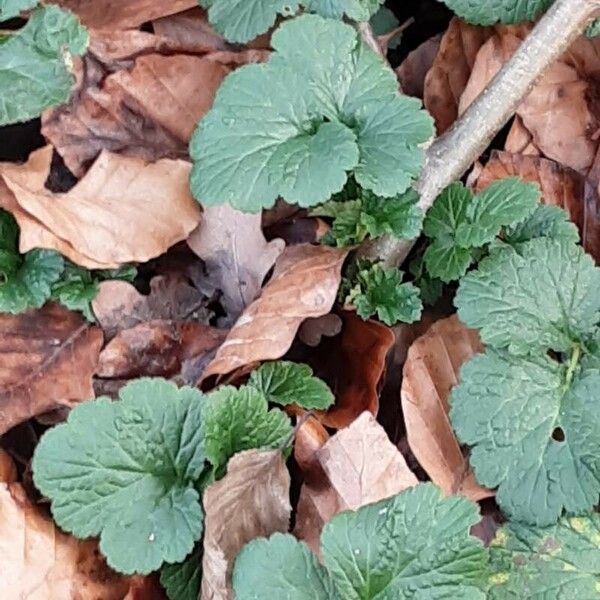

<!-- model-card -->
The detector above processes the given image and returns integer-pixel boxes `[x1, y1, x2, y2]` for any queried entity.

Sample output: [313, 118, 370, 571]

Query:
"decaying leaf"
[92, 275, 211, 340]
[298, 313, 343, 347]
[187, 204, 285, 322]
[201, 449, 291, 600]
[0, 146, 200, 269]
[202, 244, 348, 380]
[294, 412, 417, 554]
[0, 303, 103, 435]
[401, 315, 492, 501]
[396, 34, 442, 99]
[474, 151, 600, 262]
[96, 320, 226, 384]
[51, 0, 198, 30]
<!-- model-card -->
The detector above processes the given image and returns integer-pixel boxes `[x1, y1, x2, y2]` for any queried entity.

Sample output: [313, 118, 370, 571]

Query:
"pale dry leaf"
[396, 34, 442, 99]
[294, 412, 417, 554]
[201, 449, 291, 600]
[202, 244, 348, 380]
[50, 0, 198, 29]
[401, 315, 492, 501]
[505, 115, 541, 156]
[0, 303, 103, 436]
[187, 204, 285, 322]
[293, 416, 330, 481]
[474, 150, 600, 261]
[0, 147, 200, 269]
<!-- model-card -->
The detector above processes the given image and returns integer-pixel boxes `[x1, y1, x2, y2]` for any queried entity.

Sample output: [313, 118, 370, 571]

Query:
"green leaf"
[370, 6, 402, 49]
[0, 0, 38, 20]
[451, 350, 600, 525]
[424, 239, 474, 283]
[0, 6, 89, 125]
[305, 0, 384, 21]
[345, 261, 423, 326]
[503, 204, 580, 246]
[489, 514, 600, 597]
[248, 361, 335, 409]
[204, 385, 292, 477]
[190, 14, 433, 212]
[586, 17, 600, 38]
[160, 544, 202, 600]
[409, 254, 444, 306]
[441, 0, 553, 25]
[233, 483, 489, 599]
[455, 238, 600, 355]
[32, 378, 206, 575]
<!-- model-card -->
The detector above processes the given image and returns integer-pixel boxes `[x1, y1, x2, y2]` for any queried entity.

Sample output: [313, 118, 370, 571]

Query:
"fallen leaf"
[92, 274, 211, 340]
[187, 204, 285, 322]
[505, 115, 542, 156]
[293, 416, 330, 482]
[401, 315, 493, 501]
[460, 30, 600, 175]
[51, 0, 198, 30]
[298, 313, 342, 347]
[202, 244, 348, 381]
[0, 449, 17, 483]
[396, 34, 442, 99]
[0, 146, 201, 269]
[0, 303, 103, 436]
[201, 449, 291, 600]
[294, 412, 417, 554]
[97, 320, 226, 383]
[474, 150, 600, 261]
[424, 18, 493, 134]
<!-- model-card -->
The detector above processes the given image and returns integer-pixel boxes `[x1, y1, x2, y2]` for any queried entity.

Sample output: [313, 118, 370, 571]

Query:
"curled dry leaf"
[396, 34, 442, 99]
[92, 275, 211, 340]
[201, 449, 291, 600]
[401, 315, 492, 501]
[0, 303, 103, 436]
[0, 147, 200, 269]
[202, 244, 348, 381]
[474, 150, 600, 261]
[97, 320, 226, 384]
[294, 412, 417, 555]
[51, 0, 198, 30]
[298, 313, 343, 347]
[187, 204, 285, 322]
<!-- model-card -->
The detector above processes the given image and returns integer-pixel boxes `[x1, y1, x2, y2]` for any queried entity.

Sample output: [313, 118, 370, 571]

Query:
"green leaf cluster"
[190, 14, 433, 213]
[0, 5, 89, 125]
[32, 363, 333, 576]
[422, 178, 541, 283]
[199, 0, 384, 43]
[233, 483, 489, 599]
[0, 0, 38, 20]
[441, 0, 553, 25]
[451, 237, 600, 525]
[342, 259, 422, 326]
[312, 180, 422, 247]
[0, 209, 135, 318]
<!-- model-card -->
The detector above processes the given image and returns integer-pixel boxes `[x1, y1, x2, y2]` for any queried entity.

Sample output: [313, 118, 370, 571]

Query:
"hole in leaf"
[552, 427, 565, 442]
[546, 349, 561, 363]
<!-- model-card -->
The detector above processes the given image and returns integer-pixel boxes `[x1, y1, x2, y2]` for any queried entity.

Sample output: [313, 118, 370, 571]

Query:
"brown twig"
[364, 0, 600, 266]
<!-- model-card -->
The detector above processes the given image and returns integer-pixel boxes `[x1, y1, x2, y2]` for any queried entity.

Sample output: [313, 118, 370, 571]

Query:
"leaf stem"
[564, 343, 581, 389]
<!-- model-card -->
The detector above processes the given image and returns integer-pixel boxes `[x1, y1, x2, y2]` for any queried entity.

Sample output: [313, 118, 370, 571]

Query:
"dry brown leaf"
[401, 315, 492, 501]
[97, 320, 226, 383]
[187, 204, 285, 322]
[460, 31, 600, 175]
[0, 146, 200, 269]
[505, 115, 542, 156]
[396, 34, 442, 99]
[294, 412, 417, 554]
[0, 303, 102, 435]
[51, 0, 198, 29]
[201, 450, 291, 600]
[298, 313, 343, 347]
[424, 19, 493, 134]
[293, 416, 330, 481]
[202, 244, 348, 380]
[92, 274, 211, 339]
[474, 150, 600, 262]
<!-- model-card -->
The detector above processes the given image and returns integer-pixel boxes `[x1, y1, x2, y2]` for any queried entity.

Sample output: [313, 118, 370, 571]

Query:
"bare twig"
[365, 0, 600, 266]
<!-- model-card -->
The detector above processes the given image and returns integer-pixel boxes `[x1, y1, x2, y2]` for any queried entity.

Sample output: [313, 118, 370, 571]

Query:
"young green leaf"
[0, 0, 38, 20]
[248, 361, 335, 410]
[160, 544, 202, 600]
[441, 0, 553, 25]
[409, 254, 444, 306]
[455, 238, 600, 355]
[503, 204, 580, 246]
[190, 14, 433, 212]
[344, 260, 422, 326]
[304, 0, 384, 22]
[489, 514, 600, 597]
[0, 5, 89, 125]
[32, 378, 206, 575]
[0, 210, 64, 314]
[204, 385, 292, 477]
[233, 483, 489, 599]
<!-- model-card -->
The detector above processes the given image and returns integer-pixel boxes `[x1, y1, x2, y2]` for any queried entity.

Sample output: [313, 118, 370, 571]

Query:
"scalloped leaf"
[441, 0, 553, 25]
